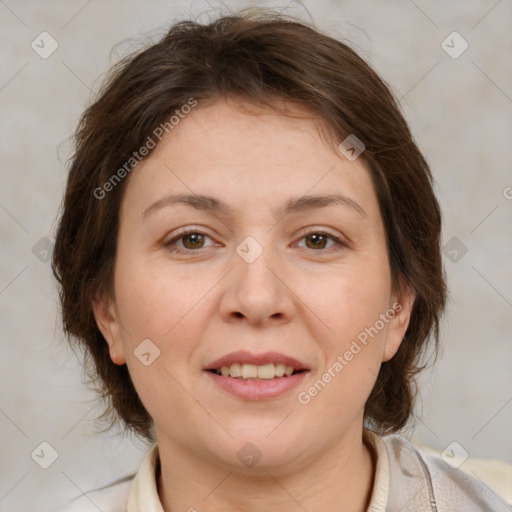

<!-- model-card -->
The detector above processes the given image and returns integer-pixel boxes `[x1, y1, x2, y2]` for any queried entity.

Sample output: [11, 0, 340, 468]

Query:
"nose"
[218, 237, 295, 327]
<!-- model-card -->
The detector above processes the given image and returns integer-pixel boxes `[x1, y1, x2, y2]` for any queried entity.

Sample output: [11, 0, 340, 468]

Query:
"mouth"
[203, 351, 310, 400]
[204, 350, 310, 379]
[206, 363, 306, 380]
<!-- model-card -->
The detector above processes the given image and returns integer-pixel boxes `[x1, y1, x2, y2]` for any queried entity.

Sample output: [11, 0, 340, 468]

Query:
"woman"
[52, 8, 511, 511]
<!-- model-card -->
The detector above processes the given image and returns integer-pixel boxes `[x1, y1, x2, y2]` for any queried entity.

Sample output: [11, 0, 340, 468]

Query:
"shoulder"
[380, 433, 512, 511]
[57, 475, 134, 512]
[57, 442, 159, 512]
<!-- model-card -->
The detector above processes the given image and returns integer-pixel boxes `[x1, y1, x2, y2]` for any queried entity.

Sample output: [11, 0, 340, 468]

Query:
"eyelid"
[293, 228, 350, 251]
[163, 226, 217, 248]
[295, 226, 349, 244]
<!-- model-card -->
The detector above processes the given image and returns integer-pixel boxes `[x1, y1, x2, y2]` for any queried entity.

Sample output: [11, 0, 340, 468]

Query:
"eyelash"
[163, 228, 348, 254]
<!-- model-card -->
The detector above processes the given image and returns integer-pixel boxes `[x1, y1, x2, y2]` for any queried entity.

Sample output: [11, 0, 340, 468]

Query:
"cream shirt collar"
[126, 430, 390, 512]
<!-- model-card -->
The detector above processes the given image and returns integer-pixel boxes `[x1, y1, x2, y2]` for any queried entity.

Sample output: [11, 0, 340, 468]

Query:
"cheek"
[317, 259, 391, 337]
[113, 258, 209, 422]
[295, 272, 391, 436]
[310, 258, 391, 390]
[115, 255, 210, 342]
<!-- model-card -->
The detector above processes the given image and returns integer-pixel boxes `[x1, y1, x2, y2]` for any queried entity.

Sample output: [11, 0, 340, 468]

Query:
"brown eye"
[304, 233, 329, 249]
[297, 231, 347, 252]
[164, 229, 215, 253]
[181, 232, 206, 249]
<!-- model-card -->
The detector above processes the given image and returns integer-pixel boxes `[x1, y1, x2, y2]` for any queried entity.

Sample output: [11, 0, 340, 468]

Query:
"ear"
[382, 282, 416, 363]
[91, 293, 127, 365]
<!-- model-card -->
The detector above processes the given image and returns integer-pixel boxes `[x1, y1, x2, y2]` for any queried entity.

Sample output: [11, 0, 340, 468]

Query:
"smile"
[211, 363, 302, 379]
[204, 368, 309, 400]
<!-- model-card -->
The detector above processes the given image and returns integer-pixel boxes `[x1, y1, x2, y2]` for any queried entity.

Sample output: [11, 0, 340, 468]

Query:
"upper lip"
[205, 350, 310, 371]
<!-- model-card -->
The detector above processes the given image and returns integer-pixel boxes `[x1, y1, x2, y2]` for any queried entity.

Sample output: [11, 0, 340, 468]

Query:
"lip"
[204, 350, 309, 371]
[205, 370, 310, 400]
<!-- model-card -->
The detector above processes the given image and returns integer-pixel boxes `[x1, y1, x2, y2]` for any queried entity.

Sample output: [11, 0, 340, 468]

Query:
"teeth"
[275, 363, 286, 377]
[242, 364, 258, 379]
[229, 363, 242, 378]
[258, 363, 276, 379]
[216, 363, 297, 379]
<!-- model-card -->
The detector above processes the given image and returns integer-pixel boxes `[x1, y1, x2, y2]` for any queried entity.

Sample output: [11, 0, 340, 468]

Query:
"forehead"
[120, 98, 378, 221]
[160, 98, 337, 162]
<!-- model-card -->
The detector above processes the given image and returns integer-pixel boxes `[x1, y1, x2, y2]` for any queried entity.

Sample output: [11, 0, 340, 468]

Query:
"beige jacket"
[61, 431, 512, 511]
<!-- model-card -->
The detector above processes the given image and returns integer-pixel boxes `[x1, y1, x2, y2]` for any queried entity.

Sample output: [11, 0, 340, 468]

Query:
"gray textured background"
[1, 0, 511, 510]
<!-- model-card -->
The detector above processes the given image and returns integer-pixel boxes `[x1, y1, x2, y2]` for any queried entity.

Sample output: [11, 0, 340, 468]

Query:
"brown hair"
[52, 7, 447, 442]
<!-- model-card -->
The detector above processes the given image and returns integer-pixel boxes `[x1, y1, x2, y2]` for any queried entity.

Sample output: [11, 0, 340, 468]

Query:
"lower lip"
[204, 370, 309, 400]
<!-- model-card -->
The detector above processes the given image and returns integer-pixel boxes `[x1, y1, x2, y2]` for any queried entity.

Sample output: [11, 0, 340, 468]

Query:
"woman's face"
[93, 98, 413, 471]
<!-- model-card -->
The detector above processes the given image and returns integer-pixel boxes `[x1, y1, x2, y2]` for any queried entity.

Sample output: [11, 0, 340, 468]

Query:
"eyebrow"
[142, 192, 367, 219]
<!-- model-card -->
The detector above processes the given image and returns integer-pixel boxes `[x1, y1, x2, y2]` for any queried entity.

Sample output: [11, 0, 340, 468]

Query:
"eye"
[294, 230, 348, 252]
[164, 228, 216, 253]
[163, 228, 348, 254]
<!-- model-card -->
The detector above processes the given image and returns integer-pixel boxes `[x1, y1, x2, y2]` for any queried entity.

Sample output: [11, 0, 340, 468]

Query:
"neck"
[156, 429, 376, 512]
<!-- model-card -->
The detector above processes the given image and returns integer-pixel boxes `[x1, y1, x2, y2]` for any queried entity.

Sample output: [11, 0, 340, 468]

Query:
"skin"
[92, 97, 414, 512]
